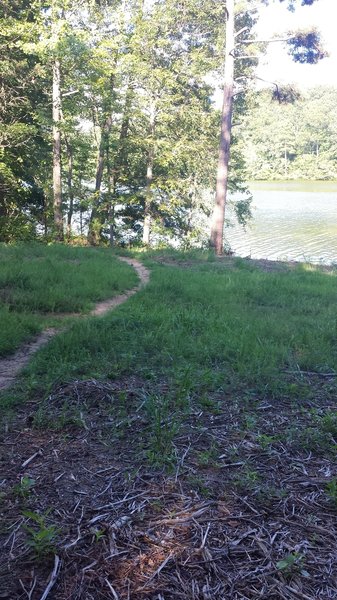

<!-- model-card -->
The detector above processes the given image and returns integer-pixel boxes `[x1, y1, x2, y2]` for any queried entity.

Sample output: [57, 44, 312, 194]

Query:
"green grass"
[3, 252, 337, 408]
[0, 243, 138, 356]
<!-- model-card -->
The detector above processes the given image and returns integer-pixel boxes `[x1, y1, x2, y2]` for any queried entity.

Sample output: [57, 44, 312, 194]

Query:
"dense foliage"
[0, 0, 228, 245]
[0, 0, 328, 245]
[238, 87, 337, 180]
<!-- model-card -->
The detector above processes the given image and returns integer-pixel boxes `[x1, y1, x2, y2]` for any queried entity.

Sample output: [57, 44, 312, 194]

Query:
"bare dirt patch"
[92, 257, 150, 316]
[0, 258, 149, 391]
[0, 328, 57, 391]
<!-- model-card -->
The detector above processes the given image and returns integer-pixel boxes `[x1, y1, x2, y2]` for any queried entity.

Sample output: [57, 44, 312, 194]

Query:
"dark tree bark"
[106, 144, 115, 247]
[210, 0, 234, 256]
[106, 89, 132, 246]
[88, 72, 117, 245]
[87, 113, 114, 245]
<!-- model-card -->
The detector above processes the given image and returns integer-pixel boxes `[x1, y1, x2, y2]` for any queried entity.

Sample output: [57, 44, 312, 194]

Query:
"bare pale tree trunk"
[65, 136, 74, 240]
[142, 151, 154, 245]
[142, 104, 155, 246]
[52, 57, 63, 241]
[210, 0, 235, 255]
[80, 194, 83, 237]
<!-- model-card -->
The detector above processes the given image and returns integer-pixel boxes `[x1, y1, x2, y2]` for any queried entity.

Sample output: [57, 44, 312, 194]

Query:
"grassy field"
[0, 243, 138, 356]
[1, 249, 337, 599]
[5, 250, 337, 402]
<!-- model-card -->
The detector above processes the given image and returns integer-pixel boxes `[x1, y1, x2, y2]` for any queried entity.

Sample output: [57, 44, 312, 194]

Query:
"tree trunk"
[210, 0, 235, 256]
[106, 89, 132, 247]
[65, 136, 74, 240]
[52, 57, 63, 241]
[284, 144, 288, 178]
[88, 73, 116, 245]
[106, 144, 115, 247]
[142, 104, 155, 246]
[142, 150, 154, 245]
[87, 114, 113, 245]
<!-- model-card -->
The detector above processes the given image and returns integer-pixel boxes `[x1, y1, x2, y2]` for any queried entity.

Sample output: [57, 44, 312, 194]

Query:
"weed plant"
[23, 510, 59, 559]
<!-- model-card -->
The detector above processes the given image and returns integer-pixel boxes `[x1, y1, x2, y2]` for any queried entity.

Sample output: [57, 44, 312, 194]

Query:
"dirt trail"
[0, 257, 149, 391]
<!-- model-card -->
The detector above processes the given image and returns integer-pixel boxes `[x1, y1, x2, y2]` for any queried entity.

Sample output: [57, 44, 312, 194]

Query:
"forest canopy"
[238, 87, 337, 181]
[0, 0, 331, 246]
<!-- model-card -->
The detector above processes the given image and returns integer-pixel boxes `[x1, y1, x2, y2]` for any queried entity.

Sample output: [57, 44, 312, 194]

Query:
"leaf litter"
[1, 371, 337, 599]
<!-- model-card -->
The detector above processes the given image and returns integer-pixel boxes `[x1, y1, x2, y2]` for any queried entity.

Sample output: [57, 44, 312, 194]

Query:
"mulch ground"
[1, 375, 337, 599]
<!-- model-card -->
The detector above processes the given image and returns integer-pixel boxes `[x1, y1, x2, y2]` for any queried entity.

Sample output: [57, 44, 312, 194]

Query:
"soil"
[1, 376, 337, 599]
[0, 258, 149, 392]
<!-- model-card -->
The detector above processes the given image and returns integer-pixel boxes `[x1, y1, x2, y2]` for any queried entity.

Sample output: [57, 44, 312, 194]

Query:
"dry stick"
[94, 490, 147, 511]
[139, 553, 173, 590]
[199, 522, 211, 551]
[63, 526, 82, 550]
[175, 443, 191, 482]
[88, 512, 110, 525]
[81, 560, 98, 574]
[284, 585, 314, 600]
[4, 517, 25, 547]
[105, 579, 120, 599]
[19, 577, 37, 600]
[95, 471, 121, 497]
[21, 449, 42, 468]
[39, 555, 61, 600]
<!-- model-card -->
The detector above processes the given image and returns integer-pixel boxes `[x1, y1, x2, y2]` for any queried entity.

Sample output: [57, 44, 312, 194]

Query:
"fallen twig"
[39, 555, 61, 600]
[21, 449, 42, 468]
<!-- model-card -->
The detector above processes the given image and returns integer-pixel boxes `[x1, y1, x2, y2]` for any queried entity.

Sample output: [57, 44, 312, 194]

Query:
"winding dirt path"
[0, 257, 149, 391]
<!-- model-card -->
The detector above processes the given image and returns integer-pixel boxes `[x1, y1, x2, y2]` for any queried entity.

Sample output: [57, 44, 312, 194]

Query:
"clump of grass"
[276, 552, 308, 579]
[233, 466, 262, 492]
[284, 410, 337, 455]
[0, 307, 41, 357]
[0, 242, 138, 356]
[196, 443, 220, 467]
[13, 476, 36, 500]
[144, 394, 180, 466]
[326, 479, 337, 506]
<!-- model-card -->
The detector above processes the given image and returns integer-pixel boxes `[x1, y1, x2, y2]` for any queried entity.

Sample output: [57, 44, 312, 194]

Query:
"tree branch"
[235, 55, 259, 61]
[234, 26, 250, 39]
[62, 89, 80, 98]
[240, 37, 290, 44]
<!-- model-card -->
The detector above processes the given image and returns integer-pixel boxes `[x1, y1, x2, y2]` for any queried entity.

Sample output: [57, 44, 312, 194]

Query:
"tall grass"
[0, 243, 138, 355]
[5, 255, 337, 406]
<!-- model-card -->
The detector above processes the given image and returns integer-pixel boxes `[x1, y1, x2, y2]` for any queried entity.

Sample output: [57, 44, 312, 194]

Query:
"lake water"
[226, 181, 337, 265]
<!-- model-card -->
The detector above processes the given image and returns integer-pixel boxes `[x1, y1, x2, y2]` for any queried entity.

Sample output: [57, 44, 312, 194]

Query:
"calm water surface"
[226, 181, 337, 264]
